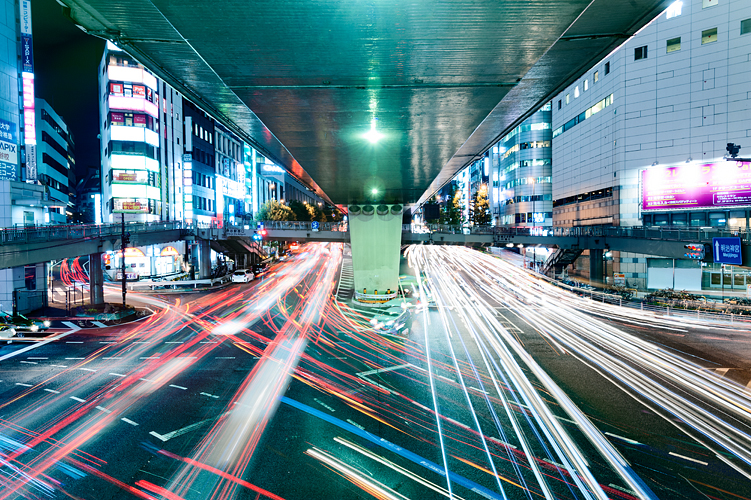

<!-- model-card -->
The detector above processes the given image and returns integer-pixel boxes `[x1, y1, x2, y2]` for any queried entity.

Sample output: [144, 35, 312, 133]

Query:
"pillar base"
[349, 204, 403, 300]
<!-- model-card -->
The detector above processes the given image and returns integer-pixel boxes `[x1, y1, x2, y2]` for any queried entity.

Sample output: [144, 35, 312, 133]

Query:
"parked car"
[0, 324, 18, 339]
[231, 269, 254, 283]
[0, 312, 49, 334]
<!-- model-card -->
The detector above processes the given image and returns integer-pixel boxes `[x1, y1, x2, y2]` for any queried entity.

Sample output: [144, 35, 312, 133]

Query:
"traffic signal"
[727, 143, 741, 158]
[252, 231, 261, 241]
[684, 243, 706, 260]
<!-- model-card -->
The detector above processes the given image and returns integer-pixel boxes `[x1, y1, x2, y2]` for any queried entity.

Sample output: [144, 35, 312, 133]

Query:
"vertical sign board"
[712, 237, 743, 265]
[0, 119, 18, 180]
[19, 0, 36, 182]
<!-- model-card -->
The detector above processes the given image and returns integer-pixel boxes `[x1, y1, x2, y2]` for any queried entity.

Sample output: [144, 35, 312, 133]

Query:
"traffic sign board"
[713, 237, 742, 265]
[311, 221, 319, 232]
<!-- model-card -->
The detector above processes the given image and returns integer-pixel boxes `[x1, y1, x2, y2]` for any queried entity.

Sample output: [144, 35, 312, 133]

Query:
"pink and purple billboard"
[642, 161, 751, 211]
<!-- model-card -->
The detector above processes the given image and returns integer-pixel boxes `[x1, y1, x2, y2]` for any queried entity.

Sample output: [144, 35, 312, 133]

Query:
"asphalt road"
[1, 244, 751, 499]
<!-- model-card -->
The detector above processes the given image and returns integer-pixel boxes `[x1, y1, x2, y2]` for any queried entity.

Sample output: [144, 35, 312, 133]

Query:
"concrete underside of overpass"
[63, 0, 670, 206]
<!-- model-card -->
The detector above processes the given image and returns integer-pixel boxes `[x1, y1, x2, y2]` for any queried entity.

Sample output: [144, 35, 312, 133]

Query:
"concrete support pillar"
[589, 248, 604, 284]
[89, 252, 104, 305]
[198, 239, 211, 279]
[349, 204, 403, 302]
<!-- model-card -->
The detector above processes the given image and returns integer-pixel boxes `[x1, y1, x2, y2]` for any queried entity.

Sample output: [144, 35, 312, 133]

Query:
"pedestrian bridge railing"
[0, 220, 186, 246]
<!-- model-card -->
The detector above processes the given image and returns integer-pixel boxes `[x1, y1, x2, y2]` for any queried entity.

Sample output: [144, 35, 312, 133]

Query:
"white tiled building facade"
[552, 0, 751, 229]
[551, 0, 751, 290]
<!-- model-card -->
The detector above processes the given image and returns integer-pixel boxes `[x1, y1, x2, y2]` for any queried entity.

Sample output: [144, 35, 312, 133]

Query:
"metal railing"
[413, 223, 750, 241]
[0, 220, 186, 246]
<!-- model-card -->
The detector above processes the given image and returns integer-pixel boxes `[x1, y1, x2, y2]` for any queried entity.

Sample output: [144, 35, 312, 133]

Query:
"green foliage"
[470, 184, 491, 226]
[256, 200, 294, 221]
[288, 200, 312, 221]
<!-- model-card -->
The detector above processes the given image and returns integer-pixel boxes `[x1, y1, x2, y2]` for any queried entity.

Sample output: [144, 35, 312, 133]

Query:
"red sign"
[113, 172, 138, 182]
[133, 85, 146, 98]
[111, 112, 124, 123]
[110, 83, 123, 95]
[134, 114, 147, 125]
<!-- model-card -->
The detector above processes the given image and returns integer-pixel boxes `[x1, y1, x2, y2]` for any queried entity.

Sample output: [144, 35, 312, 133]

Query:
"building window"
[558, 100, 562, 110]
[574, 86, 579, 98]
[701, 28, 718, 44]
[741, 18, 751, 35]
[702, 0, 717, 7]
[604, 62, 610, 75]
[583, 79, 589, 91]
[594, 70, 599, 83]
[634, 45, 648, 60]
[667, 37, 681, 53]
[565, 93, 570, 105]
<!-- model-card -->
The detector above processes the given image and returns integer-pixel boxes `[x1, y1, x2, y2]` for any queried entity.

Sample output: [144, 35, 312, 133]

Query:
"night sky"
[32, 0, 103, 179]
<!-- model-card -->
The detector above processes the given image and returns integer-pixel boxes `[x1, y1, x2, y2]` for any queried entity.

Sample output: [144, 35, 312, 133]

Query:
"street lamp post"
[528, 177, 536, 270]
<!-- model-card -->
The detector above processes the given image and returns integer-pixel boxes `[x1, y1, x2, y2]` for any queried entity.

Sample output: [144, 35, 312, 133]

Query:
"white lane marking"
[669, 452, 708, 465]
[102, 357, 121, 360]
[139, 378, 154, 383]
[133, 342, 151, 344]
[66, 341, 83, 344]
[468, 386, 488, 395]
[44, 388, 60, 394]
[95, 406, 111, 414]
[15, 383, 32, 387]
[61, 322, 81, 332]
[70, 396, 85, 403]
[109, 373, 126, 377]
[99, 341, 116, 344]
[93, 321, 107, 328]
[79, 368, 96, 372]
[356, 363, 412, 377]
[19, 361, 37, 365]
[165, 341, 183, 344]
[0, 331, 74, 362]
[65, 358, 84, 360]
[140, 357, 160, 360]
[149, 410, 232, 442]
[215, 357, 235, 359]
[150, 431, 169, 442]
[199, 341, 217, 344]
[605, 432, 642, 445]
[169, 384, 187, 390]
[122, 418, 139, 426]
[50, 364, 68, 368]
[27, 357, 47, 360]
[200, 392, 219, 399]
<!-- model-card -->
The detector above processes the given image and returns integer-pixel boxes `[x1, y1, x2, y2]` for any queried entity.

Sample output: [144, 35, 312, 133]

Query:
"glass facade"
[492, 103, 552, 227]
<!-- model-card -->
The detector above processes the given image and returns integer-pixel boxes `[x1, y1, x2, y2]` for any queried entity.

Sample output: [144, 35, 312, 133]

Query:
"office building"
[551, 0, 751, 290]
[35, 99, 73, 224]
[99, 42, 162, 223]
[491, 103, 553, 227]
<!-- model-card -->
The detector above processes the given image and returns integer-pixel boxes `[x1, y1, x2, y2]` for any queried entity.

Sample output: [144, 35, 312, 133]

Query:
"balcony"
[111, 183, 161, 200]
[111, 125, 159, 147]
[111, 153, 159, 172]
[108, 65, 157, 90]
[108, 95, 158, 119]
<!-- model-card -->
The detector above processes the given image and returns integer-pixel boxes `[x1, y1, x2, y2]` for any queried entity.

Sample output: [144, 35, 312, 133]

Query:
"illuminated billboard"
[642, 161, 751, 211]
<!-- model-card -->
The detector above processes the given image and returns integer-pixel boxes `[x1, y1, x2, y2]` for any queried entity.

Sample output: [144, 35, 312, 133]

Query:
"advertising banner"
[643, 161, 751, 210]
[0, 119, 18, 180]
[21, 35, 33, 73]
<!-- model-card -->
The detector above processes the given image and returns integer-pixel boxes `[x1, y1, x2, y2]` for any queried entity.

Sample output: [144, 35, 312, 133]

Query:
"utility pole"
[121, 214, 130, 307]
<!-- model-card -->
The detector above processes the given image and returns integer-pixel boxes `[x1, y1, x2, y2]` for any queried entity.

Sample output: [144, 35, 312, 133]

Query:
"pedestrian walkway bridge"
[1, 220, 748, 270]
